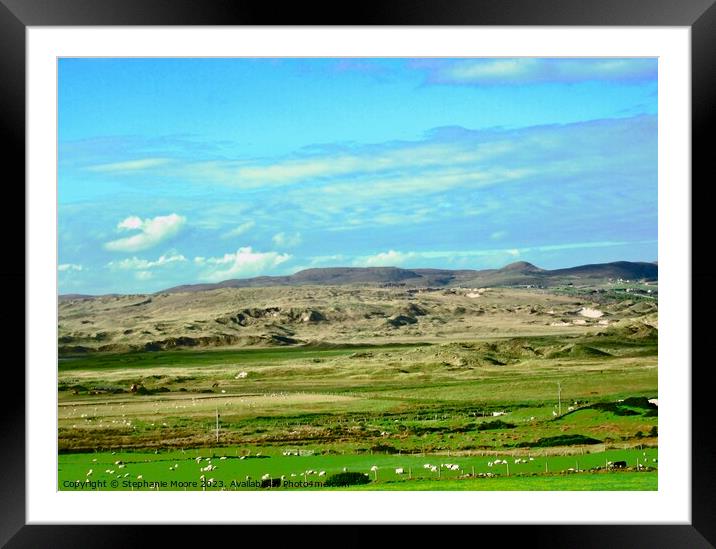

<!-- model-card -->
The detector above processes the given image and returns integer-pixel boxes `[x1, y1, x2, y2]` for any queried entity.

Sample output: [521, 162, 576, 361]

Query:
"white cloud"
[199, 247, 291, 282]
[490, 230, 507, 240]
[424, 58, 657, 86]
[107, 252, 187, 270]
[180, 139, 514, 189]
[272, 231, 302, 247]
[354, 243, 638, 268]
[309, 254, 347, 266]
[117, 216, 143, 230]
[87, 158, 171, 173]
[135, 271, 153, 280]
[222, 221, 255, 239]
[58, 263, 83, 272]
[359, 250, 417, 267]
[104, 213, 186, 252]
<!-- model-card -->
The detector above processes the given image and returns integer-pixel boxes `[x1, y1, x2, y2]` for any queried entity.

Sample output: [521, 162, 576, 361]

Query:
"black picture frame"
[2, 1, 714, 546]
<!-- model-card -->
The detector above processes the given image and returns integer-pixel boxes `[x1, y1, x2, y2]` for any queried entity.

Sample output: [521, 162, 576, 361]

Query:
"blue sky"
[58, 58, 657, 294]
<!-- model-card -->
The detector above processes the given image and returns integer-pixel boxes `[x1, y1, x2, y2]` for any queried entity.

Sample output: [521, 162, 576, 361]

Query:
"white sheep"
[395, 468, 404, 474]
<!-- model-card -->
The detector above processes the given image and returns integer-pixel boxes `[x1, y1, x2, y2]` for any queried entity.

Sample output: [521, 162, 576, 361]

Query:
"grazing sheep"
[395, 468, 404, 474]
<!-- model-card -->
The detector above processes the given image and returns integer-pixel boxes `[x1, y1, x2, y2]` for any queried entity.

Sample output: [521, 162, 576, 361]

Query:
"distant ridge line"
[154, 260, 657, 295]
[57, 260, 658, 299]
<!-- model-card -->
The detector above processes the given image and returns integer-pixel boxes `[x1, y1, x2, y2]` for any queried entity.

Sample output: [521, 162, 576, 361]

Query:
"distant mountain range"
[153, 260, 657, 295]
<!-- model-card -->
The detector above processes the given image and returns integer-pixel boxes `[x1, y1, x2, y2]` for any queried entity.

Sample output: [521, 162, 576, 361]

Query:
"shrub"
[515, 434, 602, 448]
[476, 420, 515, 431]
[370, 443, 399, 454]
[324, 472, 371, 487]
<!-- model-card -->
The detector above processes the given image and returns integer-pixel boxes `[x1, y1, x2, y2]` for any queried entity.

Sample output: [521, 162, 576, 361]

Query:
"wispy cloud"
[87, 157, 172, 173]
[58, 263, 83, 272]
[353, 241, 649, 268]
[175, 139, 515, 189]
[104, 213, 186, 252]
[272, 231, 302, 248]
[415, 58, 657, 86]
[107, 252, 187, 270]
[222, 221, 255, 239]
[197, 247, 291, 282]
[358, 250, 417, 267]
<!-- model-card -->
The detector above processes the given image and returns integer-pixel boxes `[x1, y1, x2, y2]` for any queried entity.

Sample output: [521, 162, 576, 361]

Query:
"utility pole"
[215, 408, 219, 444]
[557, 381, 562, 416]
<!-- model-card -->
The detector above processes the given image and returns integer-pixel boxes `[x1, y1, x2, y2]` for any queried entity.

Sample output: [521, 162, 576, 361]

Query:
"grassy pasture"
[59, 446, 657, 491]
[58, 323, 657, 490]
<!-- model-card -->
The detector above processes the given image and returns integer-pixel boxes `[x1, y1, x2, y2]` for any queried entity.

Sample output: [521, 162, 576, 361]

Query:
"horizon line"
[58, 258, 658, 297]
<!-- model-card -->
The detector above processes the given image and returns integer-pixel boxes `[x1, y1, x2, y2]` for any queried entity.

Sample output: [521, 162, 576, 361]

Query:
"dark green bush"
[515, 434, 602, 448]
[476, 420, 515, 431]
[370, 443, 399, 454]
[324, 472, 371, 487]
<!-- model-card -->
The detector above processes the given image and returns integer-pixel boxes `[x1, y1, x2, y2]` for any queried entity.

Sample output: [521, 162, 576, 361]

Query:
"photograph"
[56, 56, 660, 493]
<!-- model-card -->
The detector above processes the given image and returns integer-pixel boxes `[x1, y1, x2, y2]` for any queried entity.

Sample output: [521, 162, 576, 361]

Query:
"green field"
[58, 321, 657, 491]
[59, 446, 657, 491]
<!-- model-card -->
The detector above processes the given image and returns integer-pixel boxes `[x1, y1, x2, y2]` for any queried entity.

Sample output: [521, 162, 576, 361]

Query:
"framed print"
[3, 0, 715, 546]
